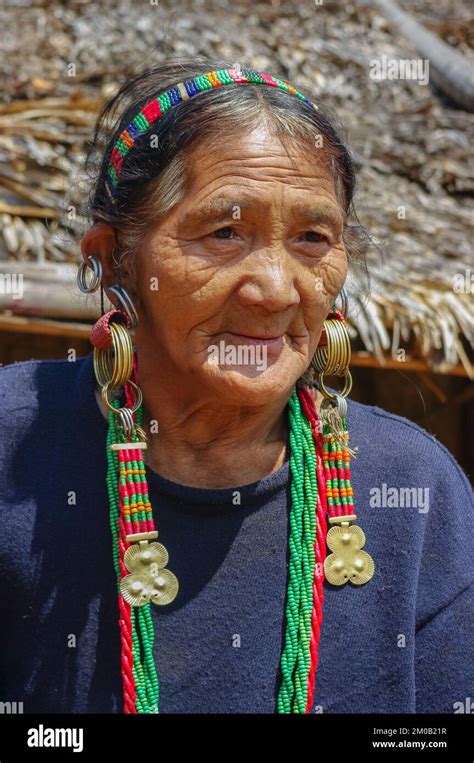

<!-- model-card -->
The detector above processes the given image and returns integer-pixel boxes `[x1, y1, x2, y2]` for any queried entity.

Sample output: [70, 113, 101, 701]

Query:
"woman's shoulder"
[346, 396, 473, 630]
[0, 355, 67, 383]
[0, 354, 93, 419]
[347, 395, 473, 498]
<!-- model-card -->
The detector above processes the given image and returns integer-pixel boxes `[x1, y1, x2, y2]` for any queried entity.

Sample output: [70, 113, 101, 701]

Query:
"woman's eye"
[301, 231, 327, 244]
[211, 226, 235, 239]
[209, 227, 328, 245]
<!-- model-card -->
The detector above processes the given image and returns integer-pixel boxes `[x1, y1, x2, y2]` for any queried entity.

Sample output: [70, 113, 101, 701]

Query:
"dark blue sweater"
[0, 352, 473, 714]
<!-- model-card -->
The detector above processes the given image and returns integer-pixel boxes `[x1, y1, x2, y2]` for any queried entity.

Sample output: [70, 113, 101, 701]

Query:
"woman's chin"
[202, 359, 304, 401]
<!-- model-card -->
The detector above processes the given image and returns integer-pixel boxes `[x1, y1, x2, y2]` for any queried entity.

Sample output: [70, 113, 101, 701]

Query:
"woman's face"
[134, 124, 348, 404]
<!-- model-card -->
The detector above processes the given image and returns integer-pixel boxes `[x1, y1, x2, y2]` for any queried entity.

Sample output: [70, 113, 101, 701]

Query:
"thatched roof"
[0, 0, 472, 376]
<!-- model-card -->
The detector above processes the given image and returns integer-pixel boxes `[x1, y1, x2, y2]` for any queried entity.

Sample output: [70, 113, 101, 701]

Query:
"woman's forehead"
[181, 139, 339, 205]
[180, 194, 343, 226]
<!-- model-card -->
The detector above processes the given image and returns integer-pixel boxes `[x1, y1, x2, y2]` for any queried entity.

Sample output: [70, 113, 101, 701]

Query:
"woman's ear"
[80, 222, 118, 289]
[80, 222, 141, 316]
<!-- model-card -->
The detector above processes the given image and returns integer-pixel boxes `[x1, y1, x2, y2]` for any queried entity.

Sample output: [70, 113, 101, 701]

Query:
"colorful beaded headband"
[105, 67, 318, 204]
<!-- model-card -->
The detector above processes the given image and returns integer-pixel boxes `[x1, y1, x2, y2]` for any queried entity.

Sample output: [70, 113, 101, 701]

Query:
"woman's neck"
[95, 381, 322, 489]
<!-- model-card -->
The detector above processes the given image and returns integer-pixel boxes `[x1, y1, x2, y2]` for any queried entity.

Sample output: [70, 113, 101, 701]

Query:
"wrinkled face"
[134, 125, 348, 403]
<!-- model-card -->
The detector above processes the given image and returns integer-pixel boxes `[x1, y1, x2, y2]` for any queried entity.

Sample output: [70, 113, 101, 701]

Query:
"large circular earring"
[108, 284, 139, 330]
[311, 316, 353, 400]
[311, 286, 351, 394]
[90, 307, 144, 440]
[77, 255, 103, 293]
[93, 321, 134, 388]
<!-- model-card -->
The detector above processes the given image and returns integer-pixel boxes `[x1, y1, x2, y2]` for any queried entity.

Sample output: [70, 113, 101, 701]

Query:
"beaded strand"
[276, 391, 318, 712]
[105, 399, 160, 713]
[297, 386, 329, 711]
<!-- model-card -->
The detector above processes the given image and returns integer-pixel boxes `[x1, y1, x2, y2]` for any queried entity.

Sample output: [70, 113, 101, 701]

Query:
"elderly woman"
[0, 59, 473, 716]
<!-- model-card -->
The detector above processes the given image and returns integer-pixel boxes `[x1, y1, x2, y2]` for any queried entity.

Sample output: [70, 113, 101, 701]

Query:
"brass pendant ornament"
[324, 521, 375, 586]
[120, 536, 179, 607]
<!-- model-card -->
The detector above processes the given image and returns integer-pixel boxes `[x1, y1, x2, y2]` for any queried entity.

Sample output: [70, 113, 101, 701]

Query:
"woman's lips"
[226, 332, 285, 349]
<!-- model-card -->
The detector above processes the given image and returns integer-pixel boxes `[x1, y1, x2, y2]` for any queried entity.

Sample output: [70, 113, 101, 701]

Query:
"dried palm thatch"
[0, 0, 472, 376]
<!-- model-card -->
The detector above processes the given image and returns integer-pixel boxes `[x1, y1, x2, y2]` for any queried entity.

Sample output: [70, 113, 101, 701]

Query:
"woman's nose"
[235, 251, 300, 313]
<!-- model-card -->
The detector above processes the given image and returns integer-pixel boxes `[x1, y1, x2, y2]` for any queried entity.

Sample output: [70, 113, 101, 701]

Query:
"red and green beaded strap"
[321, 420, 354, 520]
[106, 398, 160, 713]
[300, 380, 355, 521]
[105, 67, 318, 203]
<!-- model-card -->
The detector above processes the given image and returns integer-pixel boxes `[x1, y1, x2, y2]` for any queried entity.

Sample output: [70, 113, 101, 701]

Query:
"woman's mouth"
[225, 332, 285, 350]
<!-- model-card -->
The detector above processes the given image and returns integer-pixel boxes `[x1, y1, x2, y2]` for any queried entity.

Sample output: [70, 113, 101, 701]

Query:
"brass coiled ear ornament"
[78, 255, 143, 439]
[92, 312, 145, 440]
[310, 291, 357, 457]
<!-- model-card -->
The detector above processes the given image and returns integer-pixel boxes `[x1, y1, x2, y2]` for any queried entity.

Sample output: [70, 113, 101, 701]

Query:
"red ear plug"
[89, 309, 132, 350]
[318, 309, 345, 346]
